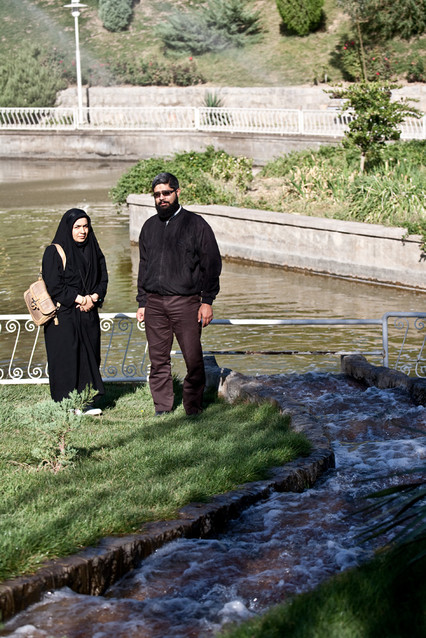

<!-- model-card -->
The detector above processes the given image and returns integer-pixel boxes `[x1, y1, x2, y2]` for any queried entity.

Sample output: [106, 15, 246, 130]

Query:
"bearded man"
[136, 172, 222, 416]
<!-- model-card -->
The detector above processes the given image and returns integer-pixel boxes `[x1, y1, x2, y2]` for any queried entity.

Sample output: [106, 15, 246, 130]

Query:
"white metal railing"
[1, 312, 425, 384]
[0, 107, 424, 139]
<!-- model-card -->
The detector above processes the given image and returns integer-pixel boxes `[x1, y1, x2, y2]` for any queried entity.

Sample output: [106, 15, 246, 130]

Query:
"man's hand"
[136, 307, 145, 323]
[198, 303, 213, 327]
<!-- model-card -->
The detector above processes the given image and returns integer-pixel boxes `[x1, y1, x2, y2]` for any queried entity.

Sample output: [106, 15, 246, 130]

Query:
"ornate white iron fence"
[0, 107, 424, 139]
[1, 312, 425, 384]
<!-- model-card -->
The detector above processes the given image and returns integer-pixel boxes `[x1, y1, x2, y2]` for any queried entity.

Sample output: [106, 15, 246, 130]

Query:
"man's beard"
[155, 197, 180, 220]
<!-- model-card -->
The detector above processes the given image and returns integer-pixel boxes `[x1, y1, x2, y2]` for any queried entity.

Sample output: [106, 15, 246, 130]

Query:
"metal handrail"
[1, 312, 426, 383]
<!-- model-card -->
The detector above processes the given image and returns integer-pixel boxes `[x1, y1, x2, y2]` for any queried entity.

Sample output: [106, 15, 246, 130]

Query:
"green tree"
[328, 81, 422, 173]
[156, 0, 262, 55]
[359, 0, 426, 40]
[98, 0, 133, 32]
[0, 46, 65, 107]
[276, 0, 324, 36]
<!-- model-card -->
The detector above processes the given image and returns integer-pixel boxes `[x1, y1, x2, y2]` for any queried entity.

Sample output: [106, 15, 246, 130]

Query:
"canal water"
[1, 160, 425, 637]
[1, 158, 425, 376]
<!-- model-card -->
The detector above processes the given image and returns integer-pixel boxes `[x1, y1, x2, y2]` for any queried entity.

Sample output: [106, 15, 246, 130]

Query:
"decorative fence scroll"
[1, 312, 426, 384]
[0, 313, 149, 384]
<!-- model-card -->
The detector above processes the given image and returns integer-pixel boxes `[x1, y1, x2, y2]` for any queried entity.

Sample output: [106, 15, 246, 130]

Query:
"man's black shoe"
[155, 411, 170, 417]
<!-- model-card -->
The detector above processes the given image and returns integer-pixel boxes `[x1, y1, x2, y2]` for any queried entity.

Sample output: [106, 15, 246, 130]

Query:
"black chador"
[42, 208, 108, 402]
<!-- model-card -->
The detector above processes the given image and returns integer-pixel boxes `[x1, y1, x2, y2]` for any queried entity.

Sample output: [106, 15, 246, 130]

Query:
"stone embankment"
[2, 355, 425, 622]
[128, 194, 426, 291]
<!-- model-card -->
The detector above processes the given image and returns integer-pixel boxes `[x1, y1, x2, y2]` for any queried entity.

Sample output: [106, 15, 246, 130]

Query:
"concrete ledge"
[0, 362, 334, 623]
[341, 354, 426, 405]
[128, 194, 426, 290]
[0, 130, 336, 165]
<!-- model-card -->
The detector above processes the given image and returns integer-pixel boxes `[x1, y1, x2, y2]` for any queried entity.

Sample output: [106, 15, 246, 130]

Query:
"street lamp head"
[64, 1, 87, 18]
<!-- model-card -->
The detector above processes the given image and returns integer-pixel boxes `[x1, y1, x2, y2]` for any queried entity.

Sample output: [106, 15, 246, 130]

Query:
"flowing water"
[1, 373, 425, 637]
[1, 160, 425, 636]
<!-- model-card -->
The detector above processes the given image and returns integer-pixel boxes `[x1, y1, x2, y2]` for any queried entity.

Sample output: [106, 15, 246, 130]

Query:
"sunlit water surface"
[1, 158, 425, 376]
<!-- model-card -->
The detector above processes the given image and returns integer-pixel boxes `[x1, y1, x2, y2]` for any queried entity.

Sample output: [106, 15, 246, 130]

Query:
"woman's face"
[72, 217, 89, 243]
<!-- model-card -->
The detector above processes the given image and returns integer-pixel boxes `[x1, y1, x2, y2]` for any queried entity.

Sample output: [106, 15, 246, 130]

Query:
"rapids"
[1, 372, 425, 638]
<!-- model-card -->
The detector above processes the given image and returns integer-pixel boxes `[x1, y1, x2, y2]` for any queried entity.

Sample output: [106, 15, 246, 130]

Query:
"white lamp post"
[64, 1, 87, 125]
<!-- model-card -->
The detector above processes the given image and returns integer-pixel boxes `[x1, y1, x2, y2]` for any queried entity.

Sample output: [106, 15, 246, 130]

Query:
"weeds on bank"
[0, 383, 310, 582]
[12, 386, 98, 473]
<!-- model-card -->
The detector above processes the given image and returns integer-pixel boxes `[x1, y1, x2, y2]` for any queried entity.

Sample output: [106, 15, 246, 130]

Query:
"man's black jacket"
[137, 207, 222, 307]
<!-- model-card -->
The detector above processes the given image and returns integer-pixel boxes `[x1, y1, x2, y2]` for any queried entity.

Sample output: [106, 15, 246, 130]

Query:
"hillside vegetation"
[0, 0, 424, 89]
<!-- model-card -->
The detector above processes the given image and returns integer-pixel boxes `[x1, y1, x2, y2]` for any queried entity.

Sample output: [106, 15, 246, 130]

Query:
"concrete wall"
[128, 194, 426, 290]
[0, 130, 337, 165]
[57, 84, 426, 112]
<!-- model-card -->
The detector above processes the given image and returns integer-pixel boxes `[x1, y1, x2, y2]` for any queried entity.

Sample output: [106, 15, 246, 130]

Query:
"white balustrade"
[0, 107, 424, 139]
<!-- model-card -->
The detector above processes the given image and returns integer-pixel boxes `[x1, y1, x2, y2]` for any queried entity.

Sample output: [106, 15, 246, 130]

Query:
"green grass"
[220, 541, 426, 638]
[1, 1, 424, 86]
[0, 382, 311, 582]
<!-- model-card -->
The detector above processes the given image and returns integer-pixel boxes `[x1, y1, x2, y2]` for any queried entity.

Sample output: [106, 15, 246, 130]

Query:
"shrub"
[407, 59, 426, 83]
[359, 0, 426, 41]
[0, 46, 66, 107]
[110, 146, 253, 205]
[16, 387, 97, 473]
[276, 0, 324, 36]
[110, 57, 205, 87]
[155, 0, 262, 55]
[334, 35, 395, 82]
[99, 0, 133, 32]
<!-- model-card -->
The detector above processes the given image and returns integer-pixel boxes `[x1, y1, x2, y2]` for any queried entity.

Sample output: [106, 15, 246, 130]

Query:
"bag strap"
[53, 243, 66, 269]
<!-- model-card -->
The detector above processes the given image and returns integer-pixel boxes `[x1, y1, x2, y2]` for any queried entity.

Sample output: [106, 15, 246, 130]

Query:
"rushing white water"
[2, 373, 425, 638]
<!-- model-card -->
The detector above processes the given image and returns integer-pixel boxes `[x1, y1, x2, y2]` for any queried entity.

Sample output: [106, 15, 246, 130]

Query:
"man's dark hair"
[151, 172, 179, 191]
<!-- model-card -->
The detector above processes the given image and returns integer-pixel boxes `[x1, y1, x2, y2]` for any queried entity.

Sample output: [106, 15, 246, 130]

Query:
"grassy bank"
[221, 541, 426, 638]
[0, 382, 310, 583]
[1, 1, 424, 87]
[111, 141, 426, 238]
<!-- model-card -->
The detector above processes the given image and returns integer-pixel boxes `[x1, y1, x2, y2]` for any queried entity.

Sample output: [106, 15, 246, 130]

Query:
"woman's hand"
[76, 295, 95, 312]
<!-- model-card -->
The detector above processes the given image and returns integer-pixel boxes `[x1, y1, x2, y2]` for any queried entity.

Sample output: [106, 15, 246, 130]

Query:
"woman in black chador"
[42, 208, 108, 411]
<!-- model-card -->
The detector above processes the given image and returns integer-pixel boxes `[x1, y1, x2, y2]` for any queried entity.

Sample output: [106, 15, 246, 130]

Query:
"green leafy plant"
[155, 0, 263, 55]
[276, 0, 324, 36]
[407, 58, 426, 83]
[110, 56, 205, 87]
[327, 81, 423, 173]
[0, 46, 66, 108]
[110, 146, 253, 205]
[99, 0, 133, 32]
[16, 386, 98, 473]
[357, 0, 426, 41]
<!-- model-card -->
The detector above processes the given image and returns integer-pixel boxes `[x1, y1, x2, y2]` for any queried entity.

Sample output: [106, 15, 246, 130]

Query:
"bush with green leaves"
[359, 0, 426, 41]
[110, 57, 205, 86]
[155, 0, 262, 55]
[276, 0, 324, 36]
[110, 146, 253, 205]
[0, 46, 66, 107]
[99, 0, 133, 32]
[328, 81, 422, 173]
[334, 34, 398, 82]
[407, 58, 426, 83]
